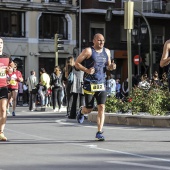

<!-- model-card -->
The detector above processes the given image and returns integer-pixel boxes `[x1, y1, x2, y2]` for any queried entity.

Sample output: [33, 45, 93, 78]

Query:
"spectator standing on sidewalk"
[50, 66, 63, 112]
[116, 79, 121, 99]
[122, 78, 129, 98]
[75, 33, 116, 141]
[18, 81, 24, 106]
[23, 80, 29, 106]
[138, 74, 150, 90]
[0, 37, 14, 141]
[161, 72, 168, 90]
[39, 68, 50, 109]
[150, 71, 161, 88]
[68, 66, 85, 119]
[27, 70, 37, 111]
[63, 56, 75, 116]
[106, 74, 116, 96]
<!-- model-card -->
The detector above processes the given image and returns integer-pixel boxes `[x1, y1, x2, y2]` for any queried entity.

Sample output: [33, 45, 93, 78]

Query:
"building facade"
[0, 0, 78, 80]
[1, 0, 170, 82]
[79, 0, 170, 82]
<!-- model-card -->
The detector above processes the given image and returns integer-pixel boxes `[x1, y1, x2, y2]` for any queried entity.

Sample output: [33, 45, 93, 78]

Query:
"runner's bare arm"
[106, 48, 116, 70]
[75, 48, 95, 74]
[160, 40, 170, 67]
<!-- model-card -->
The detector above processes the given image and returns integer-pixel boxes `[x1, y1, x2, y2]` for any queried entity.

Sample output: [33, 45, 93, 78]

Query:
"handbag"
[68, 71, 74, 84]
[32, 88, 38, 94]
[42, 85, 47, 91]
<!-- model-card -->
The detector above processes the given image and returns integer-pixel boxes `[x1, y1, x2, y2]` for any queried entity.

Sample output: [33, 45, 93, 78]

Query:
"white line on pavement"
[6, 122, 170, 168]
[70, 143, 170, 163]
[106, 160, 170, 170]
[6, 128, 53, 140]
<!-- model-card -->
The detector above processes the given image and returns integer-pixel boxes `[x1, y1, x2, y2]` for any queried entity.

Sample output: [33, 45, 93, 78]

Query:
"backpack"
[67, 71, 74, 84]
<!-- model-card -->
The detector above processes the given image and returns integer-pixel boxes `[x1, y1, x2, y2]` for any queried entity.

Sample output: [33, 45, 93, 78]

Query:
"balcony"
[1, 0, 31, 2]
[134, 0, 168, 14]
[122, 0, 168, 14]
[41, 0, 72, 4]
[0, 0, 72, 5]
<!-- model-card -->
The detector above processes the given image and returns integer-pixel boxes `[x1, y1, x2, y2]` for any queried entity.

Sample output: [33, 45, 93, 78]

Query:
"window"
[0, 11, 25, 37]
[143, 0, 162, 12]
[98, 0, 115, 3]
[152, 25, 164, 44]
[89, 22, 105, 42]
[39, 14, 68, 39]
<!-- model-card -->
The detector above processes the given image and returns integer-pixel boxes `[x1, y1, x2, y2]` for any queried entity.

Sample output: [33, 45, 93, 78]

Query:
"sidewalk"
[88, 112, 170, 128]
[7, 105, 67, 114]
[11, 106, 170, 128]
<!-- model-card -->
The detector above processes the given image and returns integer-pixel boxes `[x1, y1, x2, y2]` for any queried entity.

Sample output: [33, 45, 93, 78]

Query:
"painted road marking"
[106, 160, 170, 170]
[6, 126, 170, 164]
[6, 125, 170, 169]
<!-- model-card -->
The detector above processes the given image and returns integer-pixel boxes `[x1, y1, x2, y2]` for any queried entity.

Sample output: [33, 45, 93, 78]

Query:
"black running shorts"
[0, 87, 8, 100]
[84, 91, 107, 109]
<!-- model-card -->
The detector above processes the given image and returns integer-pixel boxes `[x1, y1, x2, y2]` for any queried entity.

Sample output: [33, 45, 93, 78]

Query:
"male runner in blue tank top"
[75, 33, 116, 141]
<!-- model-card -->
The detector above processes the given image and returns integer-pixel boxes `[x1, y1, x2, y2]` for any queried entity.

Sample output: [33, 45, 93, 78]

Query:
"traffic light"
[54, 33, 64, 66]
[54, 33, 64, 52]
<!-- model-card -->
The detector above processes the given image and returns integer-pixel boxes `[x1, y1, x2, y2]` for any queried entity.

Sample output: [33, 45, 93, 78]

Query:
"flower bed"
[105, 86, 170, 116]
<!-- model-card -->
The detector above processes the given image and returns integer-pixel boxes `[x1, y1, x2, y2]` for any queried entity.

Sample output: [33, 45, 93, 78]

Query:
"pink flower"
[128, 98, 132, 102]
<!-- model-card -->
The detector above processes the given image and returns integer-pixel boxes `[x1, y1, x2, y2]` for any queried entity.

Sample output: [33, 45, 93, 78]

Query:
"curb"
[88, 112, 170, 128]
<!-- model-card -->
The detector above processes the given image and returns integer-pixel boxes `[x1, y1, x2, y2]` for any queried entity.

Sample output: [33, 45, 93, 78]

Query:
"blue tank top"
[84, 47, 108, 84]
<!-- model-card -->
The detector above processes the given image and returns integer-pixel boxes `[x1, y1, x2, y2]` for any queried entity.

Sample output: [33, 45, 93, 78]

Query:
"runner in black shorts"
[84, 91, 107, 109]
[0, 87, 8, 100]
[75, 33, 116, 141]
[0, 37, 14, 141]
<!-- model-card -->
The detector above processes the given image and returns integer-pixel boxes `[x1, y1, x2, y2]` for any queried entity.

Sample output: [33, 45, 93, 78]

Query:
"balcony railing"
[42, 0, 72, 4]
[143, 0, 164, 13]
[0, 0, 72, 5]
[122, 0, 168, 14]
[1, 0, 31, 2]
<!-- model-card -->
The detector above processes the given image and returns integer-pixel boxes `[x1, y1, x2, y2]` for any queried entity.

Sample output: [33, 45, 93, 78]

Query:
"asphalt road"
[1, 106, 170, 170]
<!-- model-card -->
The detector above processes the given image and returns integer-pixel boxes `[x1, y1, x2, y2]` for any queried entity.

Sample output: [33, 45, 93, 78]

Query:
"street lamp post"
[135, 10, 153, 79]
[132, 18, 148, 76]
[105, 2, 153, 80]
[106, 1, 134, 92]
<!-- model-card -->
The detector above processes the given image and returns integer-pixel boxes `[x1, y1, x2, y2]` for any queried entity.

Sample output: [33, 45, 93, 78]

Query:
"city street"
[1, 106, 170, 170]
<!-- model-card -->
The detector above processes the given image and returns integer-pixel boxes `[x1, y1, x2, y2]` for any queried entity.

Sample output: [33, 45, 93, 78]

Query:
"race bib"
[91, 83, 105, 92]
[0, 69, 6, 79]
[10, 80, 17, 85]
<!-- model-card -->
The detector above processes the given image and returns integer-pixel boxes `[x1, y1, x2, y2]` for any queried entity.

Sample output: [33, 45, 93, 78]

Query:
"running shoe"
[6, 109, 10, 115]
[53, 108, 58, 112]
[12, 111, 15, 116]
[76, 107, 84, 123]
[95, 131, 105, 141]
[0, 132, 7, 141]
